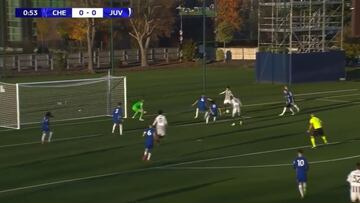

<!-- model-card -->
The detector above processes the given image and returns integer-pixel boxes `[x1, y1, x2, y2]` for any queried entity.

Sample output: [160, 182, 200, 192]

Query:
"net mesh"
[0, 82, 19, 129]
[18, 76, 126, 125]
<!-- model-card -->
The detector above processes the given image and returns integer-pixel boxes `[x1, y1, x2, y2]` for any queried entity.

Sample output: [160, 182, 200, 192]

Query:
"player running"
[219, 86, 233, 113]
[142, 125, 156, 161]
[132, 99, 145, 121]
[112, 102, 123, 135]
[292, 149, 309, 199]
[279, 86, 300, 116]
[41, 112, 53, 144]
[230, 96, 243, 126]
[152, 110, 168, 142]
[347, 162, 360, 202]
[192, 95, 210, 119]
[205, 100, 221, 124]
[307, 113, 328, 149]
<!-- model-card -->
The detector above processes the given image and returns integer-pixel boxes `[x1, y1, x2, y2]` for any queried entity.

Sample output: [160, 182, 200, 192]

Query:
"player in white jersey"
[219, 86, 233, 113]
[347, 162, 360, 202]
[152, 110, 168, 142]
[230, 96, 243, 126]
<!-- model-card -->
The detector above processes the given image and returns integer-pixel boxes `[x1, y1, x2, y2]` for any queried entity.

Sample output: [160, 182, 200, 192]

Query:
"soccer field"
[0, 66, 359, 203]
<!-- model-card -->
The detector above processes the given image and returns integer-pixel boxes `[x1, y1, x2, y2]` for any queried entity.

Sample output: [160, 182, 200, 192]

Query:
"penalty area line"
[0, 134, 102, 149]
[159, 142, 341, 168]
[160, 154, 360, 170]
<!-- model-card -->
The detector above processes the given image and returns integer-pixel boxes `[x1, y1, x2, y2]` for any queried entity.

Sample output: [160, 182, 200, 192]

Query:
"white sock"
[290, 108, 295, 114]
[298, 184, 304, 198]
[205, 116, 209, 124]
[119, 124, 123, 135]
[280, 107, 287, 115]
[294, 104, 300, 112]
[213, 117, 216, 122]
[303, 183, 307, 194]
[147, 153, 151, 160]
[144, 149, 148, 156]
[41, 133, 46, 143]
[112, 124, 116, 133]
[194, 108, 199, 118]
[48, 132, 53, 142]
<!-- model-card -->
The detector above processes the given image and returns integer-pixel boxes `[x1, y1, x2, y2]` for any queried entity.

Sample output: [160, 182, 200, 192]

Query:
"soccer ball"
[226, 109, 230, 114]
[78, 109, 82, 112]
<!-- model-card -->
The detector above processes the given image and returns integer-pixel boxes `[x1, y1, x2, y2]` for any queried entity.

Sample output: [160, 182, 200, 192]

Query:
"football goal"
[0, 75, 127, 129]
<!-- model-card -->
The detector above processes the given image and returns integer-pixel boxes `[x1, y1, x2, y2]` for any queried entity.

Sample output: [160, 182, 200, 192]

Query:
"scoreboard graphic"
[15, 8, 132, 18]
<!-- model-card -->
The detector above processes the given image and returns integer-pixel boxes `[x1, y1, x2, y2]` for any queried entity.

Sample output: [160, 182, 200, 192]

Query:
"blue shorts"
[296, 175, 307, 183]
[42, 127, 50, 133]
[113, 119, 122, 124]
[198, 106, 207, 112]
[145, 143, 153, 150]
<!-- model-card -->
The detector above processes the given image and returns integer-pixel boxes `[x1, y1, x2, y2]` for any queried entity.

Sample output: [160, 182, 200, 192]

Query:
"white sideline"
[0, 141, 351, 194]
[0, 134, 102, 149]
[160, 154, 360, 170]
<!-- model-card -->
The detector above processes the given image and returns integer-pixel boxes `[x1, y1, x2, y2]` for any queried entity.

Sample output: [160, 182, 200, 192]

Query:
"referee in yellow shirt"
[307, 113, 328, 148]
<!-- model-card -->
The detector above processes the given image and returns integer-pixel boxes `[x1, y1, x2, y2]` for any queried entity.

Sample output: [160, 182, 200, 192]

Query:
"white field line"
[0, 118, 110, 132]
[159, 142, 341, 168]
[316, 98, 351, 103]
[0, 167, 152, 194]
[295, 89, 358, 96]
[242, 100, 301, 107]
[0, 134, 102, 149]
[323, 93, 360, 99]
[161, 154, 360, 170]
[0, 141, 353, 194]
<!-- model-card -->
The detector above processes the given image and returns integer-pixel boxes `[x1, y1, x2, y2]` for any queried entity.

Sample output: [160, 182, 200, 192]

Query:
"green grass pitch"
[0, 66, 360, 203]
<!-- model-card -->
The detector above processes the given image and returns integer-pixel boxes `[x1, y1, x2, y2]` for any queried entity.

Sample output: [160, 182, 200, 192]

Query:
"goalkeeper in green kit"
[132, 99, 145, 121]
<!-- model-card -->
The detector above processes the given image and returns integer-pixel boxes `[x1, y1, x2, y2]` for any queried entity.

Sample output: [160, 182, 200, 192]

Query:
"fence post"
[66, 54, 70, 70]
[17, 55, 20, 72]
[165, 48, 169, 63]
[34, 54, 38, 71]
[50, 54, 53, 70]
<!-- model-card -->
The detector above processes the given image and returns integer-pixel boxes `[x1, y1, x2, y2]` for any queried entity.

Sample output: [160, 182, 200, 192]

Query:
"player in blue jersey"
[142, 125, 156, 161]
[292, 149, 309, 199]
[192, 95, 211, 119]
[112, 102, 123, 135]
[205, 100, 221, 124]
[279, 86, 300, 116]
[41, 112, 53, 144]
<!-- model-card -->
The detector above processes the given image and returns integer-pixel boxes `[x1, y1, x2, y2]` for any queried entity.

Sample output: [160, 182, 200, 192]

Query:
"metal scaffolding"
[258, 0, 344, 53]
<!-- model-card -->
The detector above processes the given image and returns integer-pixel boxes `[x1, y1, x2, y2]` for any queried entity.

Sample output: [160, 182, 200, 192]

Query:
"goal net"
[0, 82, 19, 129]
[0, 76, 127, 129]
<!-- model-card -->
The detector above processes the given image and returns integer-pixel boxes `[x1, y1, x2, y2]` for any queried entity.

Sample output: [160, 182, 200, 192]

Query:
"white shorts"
[156, 126, 166, 137]
[224, 99, 231, 105]
[350, 186, 360, 202]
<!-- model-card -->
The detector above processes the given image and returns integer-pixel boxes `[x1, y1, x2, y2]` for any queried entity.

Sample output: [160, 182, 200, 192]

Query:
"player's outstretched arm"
[219, 90, 226, 95]
[192, 100, 198, 106]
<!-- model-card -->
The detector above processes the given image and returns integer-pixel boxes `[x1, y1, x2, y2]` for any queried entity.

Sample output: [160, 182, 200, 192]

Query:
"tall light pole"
[176, 5, 184, 62]
[110, 0, 114, 76]
[202, 0, 207, 94]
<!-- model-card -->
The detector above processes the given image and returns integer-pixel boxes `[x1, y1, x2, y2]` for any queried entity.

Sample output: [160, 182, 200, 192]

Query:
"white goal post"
[0, 75, 127, 129]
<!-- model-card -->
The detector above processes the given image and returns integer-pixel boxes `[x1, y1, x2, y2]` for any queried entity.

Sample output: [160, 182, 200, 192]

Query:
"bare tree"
[129, 0, 175, 67]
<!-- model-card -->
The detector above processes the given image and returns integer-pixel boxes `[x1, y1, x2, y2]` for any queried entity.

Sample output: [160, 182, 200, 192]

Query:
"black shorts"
[286, 103, 293, 108]
[312, 128, 324, 137]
